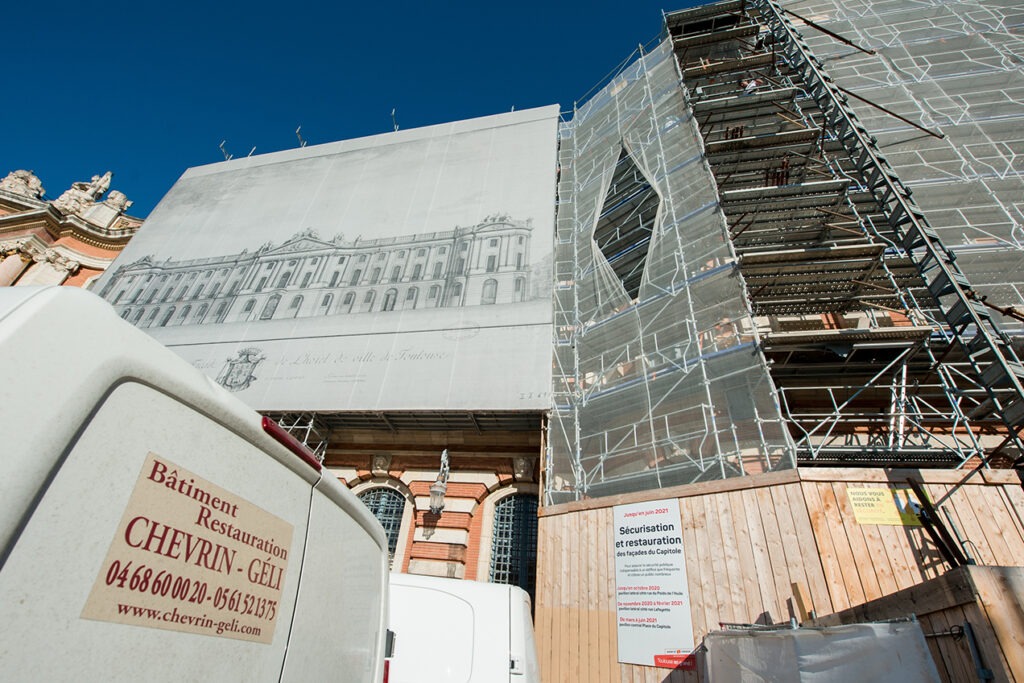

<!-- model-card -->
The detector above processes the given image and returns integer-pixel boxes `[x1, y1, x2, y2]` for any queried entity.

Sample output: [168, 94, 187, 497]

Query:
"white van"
[388, 572, 539, 683]
[0, 287, 390, 682]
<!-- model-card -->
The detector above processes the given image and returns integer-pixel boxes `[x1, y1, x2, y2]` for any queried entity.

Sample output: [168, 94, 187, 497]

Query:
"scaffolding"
[546, 0, 1024, 504]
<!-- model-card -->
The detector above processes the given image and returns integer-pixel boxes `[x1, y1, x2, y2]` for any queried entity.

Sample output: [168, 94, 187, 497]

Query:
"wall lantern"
[429, 448, 450, 515]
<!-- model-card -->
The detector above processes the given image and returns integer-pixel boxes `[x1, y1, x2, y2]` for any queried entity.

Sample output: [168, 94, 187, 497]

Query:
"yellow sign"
[846, 486, 923, 526]
[82, 453, 294, 644]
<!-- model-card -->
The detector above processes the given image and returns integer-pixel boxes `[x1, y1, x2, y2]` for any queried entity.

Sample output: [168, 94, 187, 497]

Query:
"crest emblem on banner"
[216, 347, 265, 392]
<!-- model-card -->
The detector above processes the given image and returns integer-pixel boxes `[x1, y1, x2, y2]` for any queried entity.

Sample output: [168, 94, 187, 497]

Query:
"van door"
[0, 381, 313, 682]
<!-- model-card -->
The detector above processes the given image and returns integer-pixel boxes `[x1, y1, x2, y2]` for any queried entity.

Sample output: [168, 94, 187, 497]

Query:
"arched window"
[146, 308, 161, 326]
[121, 308, 132, 319]
[277, 272, 291, 288]
[481, 278, 498, 305]
[132, 309, 144, 324]
[196, 303, 209, 323]
[215, 301, 228, 322]
[358, 488, 406, 564]
[382, 288, 398, 312]
[447, 283, 463, 307]
[343, 292, 355, 304]
[350, 269, 362, 286]
[242, 299, 256, 313]
[321, 294, 333, 308]
[301, 272, 312, 287]
[178, 305, 192, 323]
[261, 295, 280, 320]
[159, 307, 176, 327]
[489, 495, 538, 601]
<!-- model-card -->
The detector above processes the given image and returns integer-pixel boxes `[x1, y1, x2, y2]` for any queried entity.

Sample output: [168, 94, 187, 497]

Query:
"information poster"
[847, 486, 923, 526]
[613, 499, 694, 669]
[81, 452, 294, 644]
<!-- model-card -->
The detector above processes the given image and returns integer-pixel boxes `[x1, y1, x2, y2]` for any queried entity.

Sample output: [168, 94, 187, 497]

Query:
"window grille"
[359, 488, 405, 565]
[488, 495, 538, 600]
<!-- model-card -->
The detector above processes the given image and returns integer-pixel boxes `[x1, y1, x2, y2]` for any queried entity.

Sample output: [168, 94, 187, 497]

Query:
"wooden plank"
[754, 485, 798, 622]
[725, 489, 764, 624]
[879, 508, 927, 590]
[795, 466, 1021, 486]
[784, 483, 835, 619]
[812, 565, 977, 626]
[970, 566, 1024, 678]
[678, 497, 707, 643]
[960, 484, 1016, 566]
[768, 484, 811, 623]
[925, 607, 973, 683]
[689, 495, 717, 638]
[582, 510, 596, 683]
[961, 600, 1014, 682]
[860, 516, 901, 602]
[554, 513, 568, 683]
[829, 481, 882, 602]
[603, 507, 617, 683]
[536, 517, 552, 681]
[790, 581, 811, 622]
[914, 613, 952, 682]
[703, 494, 734, 627]
[800, 481, 851, 614]
[539, 469, 801, 517]
[713, 491, 748, 623]
[568, 512, 581, 683]
[932, 482, 995, 567]
[995, 485, 1024, 552]
[739, 488, 781, 624]
[999, 482, 1024, 545]
[597, 508, 613, 683]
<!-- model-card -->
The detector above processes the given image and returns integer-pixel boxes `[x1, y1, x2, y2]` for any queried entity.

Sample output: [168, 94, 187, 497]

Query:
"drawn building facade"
[101, 216, 534, 328]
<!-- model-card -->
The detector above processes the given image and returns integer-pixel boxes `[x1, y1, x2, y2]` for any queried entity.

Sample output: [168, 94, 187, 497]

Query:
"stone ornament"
[513, 457, 533, 481]
[54, 171, 126, 219]
[0, 170, 45, 199]
[371, 453, 392, 476]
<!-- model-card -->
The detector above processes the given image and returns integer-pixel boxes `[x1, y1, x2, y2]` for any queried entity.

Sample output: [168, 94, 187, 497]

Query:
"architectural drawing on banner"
[100, 215, 538, 328]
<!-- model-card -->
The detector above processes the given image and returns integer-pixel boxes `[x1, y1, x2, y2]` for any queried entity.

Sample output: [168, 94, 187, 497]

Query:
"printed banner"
[613, 499, 694, 669]
[81, 453, 294, 643]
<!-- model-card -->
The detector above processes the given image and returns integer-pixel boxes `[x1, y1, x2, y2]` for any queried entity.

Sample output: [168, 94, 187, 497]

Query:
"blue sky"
[3, 0, 697, 218]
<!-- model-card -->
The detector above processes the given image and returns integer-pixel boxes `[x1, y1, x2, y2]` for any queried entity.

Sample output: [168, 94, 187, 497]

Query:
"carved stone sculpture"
[371, 453, 392, 476]
[513, 457, 533, 481]
[54, 171, 114, 218]
[0, 170, 45, 199]
[103, 190, 132, 212]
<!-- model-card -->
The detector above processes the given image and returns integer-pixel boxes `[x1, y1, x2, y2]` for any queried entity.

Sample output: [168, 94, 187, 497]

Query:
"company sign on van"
[81, 453, 294, 644]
